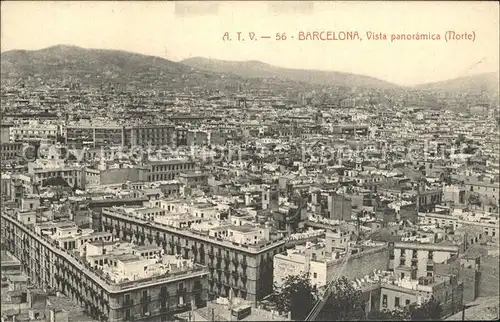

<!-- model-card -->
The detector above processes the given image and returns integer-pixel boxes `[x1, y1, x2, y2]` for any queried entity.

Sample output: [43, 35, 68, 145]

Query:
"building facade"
[1, 211, 209, 322]
[99, 208, 286, 303]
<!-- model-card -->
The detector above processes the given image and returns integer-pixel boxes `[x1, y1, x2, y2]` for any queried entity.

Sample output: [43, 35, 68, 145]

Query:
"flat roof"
[228, 224, 258, 233]
[115, 254, 142, 263]
[135, 245, 162, 251]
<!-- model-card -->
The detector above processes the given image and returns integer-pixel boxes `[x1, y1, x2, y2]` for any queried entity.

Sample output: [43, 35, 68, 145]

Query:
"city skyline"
[1, 1, 499, 86]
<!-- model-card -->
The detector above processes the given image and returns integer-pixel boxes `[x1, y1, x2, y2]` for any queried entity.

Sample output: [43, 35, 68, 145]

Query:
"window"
[395, 297, 400, 307]
[313, 272, 317, 278]
[382, 295, 388, 308]
[400, 259, 406, 266]
[125, 309, 131, 319]
[428, 251, 434, 260]
[401, 273, 405, 279]
[406, 299, 411, 305]
[427, 272, 433, 277]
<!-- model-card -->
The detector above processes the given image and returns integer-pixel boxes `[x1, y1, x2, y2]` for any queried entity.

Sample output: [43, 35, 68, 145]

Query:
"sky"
[1, 1, 499, 86]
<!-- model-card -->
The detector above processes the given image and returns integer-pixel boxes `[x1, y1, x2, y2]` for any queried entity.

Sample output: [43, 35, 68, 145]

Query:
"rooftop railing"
[103, 209, 285, 253]
[2, 211, 208, 293]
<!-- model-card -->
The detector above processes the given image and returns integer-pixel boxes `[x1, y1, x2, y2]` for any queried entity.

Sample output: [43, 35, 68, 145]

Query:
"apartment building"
[10, 124, 60, 143]
[66, 124, 126, 148]
[84, 165, 149, 188]
[34, 221, 114, 250]
[27, 159, 84, 188]
[2, 174, 33, 203]
[186, 130, 209, 146]
[99, 205, 286, 303]
[378, 274, 463, 317]
[1, 210, 209, 322]
[389, 242, 460, 279]
[129, 124, 175, 148]
[465, 177, 498, 201]
[147, 159, 195, 182]
[443, 184, 466, 205]
[178, 172, 208, 187]
[327, 192, 352, 221]
[415, 186, 443, 213]
[464, 177, 499, 212]
[273, 239, 389, 289]
[419, 210, 498, 244]
[1, 142, 24, 165]
[1, 123, 11, 142]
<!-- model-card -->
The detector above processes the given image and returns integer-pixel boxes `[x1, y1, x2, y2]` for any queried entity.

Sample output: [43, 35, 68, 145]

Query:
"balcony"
[192, 287, 203, 295]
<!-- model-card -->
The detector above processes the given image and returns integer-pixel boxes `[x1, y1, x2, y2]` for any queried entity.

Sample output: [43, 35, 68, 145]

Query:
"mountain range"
[180, 57, 399, 89]
[1, 45, 193, 88]
[414, 72, 499, 94]
[1, 45, 498, 93]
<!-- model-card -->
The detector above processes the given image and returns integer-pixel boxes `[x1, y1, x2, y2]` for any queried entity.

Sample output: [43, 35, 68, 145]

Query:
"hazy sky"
[1, 1, 499, 86]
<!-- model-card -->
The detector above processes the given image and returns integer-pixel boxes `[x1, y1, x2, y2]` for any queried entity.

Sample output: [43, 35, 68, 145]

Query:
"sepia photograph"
[0, 1, 499, 321]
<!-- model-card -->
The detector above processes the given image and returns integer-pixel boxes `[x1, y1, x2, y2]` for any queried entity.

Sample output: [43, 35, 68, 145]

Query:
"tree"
[271, 272, 317, 320]
[316, 276, 366, 321]
[367, 308, 407, 321]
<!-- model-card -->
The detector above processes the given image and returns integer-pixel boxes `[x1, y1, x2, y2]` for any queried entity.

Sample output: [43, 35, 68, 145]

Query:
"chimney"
[311, 190, 320, 206]
[245, 193, 252, 206]
[327, 192, 335, 219]
[27, 289, 33, 308]
[191, 298, 197, 312]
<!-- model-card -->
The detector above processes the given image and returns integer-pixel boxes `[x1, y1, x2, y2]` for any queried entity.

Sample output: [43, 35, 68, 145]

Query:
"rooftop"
[101, 207, 285, 254]
[176, 297, 290, 321]
[2, 213, 208, 294]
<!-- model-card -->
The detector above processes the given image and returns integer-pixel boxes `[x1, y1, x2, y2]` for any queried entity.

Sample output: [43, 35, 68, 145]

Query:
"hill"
[180, 57, 399, 89]
[0, 45, 233, 89]
[415, 72, 499, 94]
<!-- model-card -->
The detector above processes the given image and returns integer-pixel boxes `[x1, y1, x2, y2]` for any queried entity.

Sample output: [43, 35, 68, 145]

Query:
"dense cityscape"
[1, 40, 499, 322]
